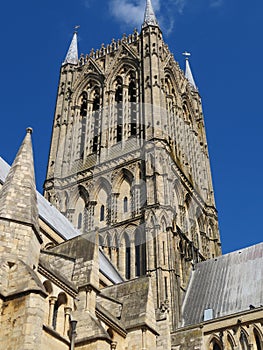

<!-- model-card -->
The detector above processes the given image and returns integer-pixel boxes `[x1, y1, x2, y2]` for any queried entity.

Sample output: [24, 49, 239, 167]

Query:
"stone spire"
[0, 128, 39, 233]
[142, 0, 159, 28]
[63, 31, 79, 66]
[183, 52, 197, 90]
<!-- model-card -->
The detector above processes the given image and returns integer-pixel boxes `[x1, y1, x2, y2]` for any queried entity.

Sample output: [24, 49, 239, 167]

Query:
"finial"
[74, 25, 80, 33]
[26, 127, 33, 134]
[183, 51, 191, 59]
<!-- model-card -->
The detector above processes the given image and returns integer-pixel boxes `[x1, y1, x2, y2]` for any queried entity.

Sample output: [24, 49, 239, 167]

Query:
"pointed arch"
[254, 327, 263, 350]
[43, 280, 53, 295]
[123, 232, 131, 279]
[93, 177, 112, 227]
[112, 168, 134, 192]
[52, 292, 67, 332]
[225, 332, 236, 350]
[240, 328, 250, 350]
[208, 337, 223, 350]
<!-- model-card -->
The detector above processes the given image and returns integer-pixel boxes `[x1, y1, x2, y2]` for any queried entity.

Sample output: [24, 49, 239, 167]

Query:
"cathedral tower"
[44, 0, 221, 330]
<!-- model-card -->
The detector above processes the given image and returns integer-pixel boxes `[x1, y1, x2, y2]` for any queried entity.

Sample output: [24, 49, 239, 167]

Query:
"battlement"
[78, 29, 140, 65]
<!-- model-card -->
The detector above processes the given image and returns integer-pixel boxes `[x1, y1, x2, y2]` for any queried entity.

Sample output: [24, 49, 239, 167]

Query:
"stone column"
[64, 307, 72, 336]
[48, 296, 57, 327]
[130, 239, 136, 279]
[142, 327, 147, 350]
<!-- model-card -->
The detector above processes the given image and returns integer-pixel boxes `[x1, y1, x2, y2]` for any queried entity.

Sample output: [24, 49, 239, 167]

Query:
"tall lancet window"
[129, 72, 137, 136]
[115, 77, 123, 142]
[92, 88, 100, 153]
[80, 92, 88, 159]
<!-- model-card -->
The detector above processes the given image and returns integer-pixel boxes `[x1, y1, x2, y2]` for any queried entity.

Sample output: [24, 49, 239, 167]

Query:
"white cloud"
[107, 0, 223, 35]
[109, 0, 160, 28]
[210, 0, 223, 8]
[174, 0, 187, 14]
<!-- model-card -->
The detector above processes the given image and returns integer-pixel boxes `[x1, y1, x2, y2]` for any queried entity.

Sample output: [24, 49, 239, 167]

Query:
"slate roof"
[182, 243, 263, 326]
[101, 276, 157, 332]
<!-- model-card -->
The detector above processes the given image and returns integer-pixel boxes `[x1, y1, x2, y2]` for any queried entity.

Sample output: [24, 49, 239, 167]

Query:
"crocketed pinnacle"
[142, 0, 159, 28]
[63, 31, 79, 66]
[184, 53, 197, 90]
[0, 128, 39, 232]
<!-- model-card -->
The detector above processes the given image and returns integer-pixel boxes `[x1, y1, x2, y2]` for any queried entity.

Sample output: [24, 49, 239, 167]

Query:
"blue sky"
[0, 0, 262, 254]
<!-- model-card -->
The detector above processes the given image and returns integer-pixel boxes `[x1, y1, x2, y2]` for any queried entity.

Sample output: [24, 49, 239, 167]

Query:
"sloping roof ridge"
[40, 249, 76, 262]
[102, 274, 149, 290]
[197, 241, 263, 267]
[96, 302, 127, 334]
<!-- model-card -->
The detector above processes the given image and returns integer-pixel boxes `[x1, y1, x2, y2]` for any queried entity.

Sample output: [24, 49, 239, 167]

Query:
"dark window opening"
[164, 277, 168, 299]
[52, 300, 59, 330]
[80, 92, 88, 158]
[129, 77, 137, 136]
[255, 333, 262, 350]
[125, 246, 131, 279]
[240, 332, 249, 350]
[213, 344, 221, 350]
[124, 234, 131, 279]
[123, 197, 128, 213]
[93, 89, 100, 153]
[77, 213, 82, 229]
[100, 205, 105, 222]
[135, 231, 146, 276]
[115, 78, 123, 142]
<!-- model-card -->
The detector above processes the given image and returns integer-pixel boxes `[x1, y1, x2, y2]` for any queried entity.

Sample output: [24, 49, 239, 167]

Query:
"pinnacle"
[184, 53, 197, 90]
[63, 31, 79, 66]
[142, 0, 159, 28]
[0, 128, 39, 232]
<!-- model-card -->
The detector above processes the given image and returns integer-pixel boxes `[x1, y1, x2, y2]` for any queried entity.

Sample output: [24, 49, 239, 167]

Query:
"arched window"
[100, 205, 105, 222]
[254, 329, 262, 350]
[240, 330, 249, 350]
[43, 280, 53, 295]
[124, 234, 131, 279]
[129, 72, 137, 136]
[226, 335, 235, 350]
[52, 293, 67, 331]
[123, 196, 128, 213]
[210, 339, 222, 350]
[115, 77, 123, 142]
[93, 88, 100, 153]
[80, 92, 88, 158]
[213, 344, 221, 350]
[135, 230, 146, 277]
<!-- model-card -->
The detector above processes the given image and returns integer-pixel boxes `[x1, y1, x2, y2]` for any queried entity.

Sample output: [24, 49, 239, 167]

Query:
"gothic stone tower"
[44, 0, 221, 330]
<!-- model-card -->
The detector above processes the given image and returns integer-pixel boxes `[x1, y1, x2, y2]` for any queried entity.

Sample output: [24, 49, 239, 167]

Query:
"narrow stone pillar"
[130, 239, 136, 279]
[64, 307, 72, 336]
[48, 296, 57, 327]
[142, 327, 147, 350]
